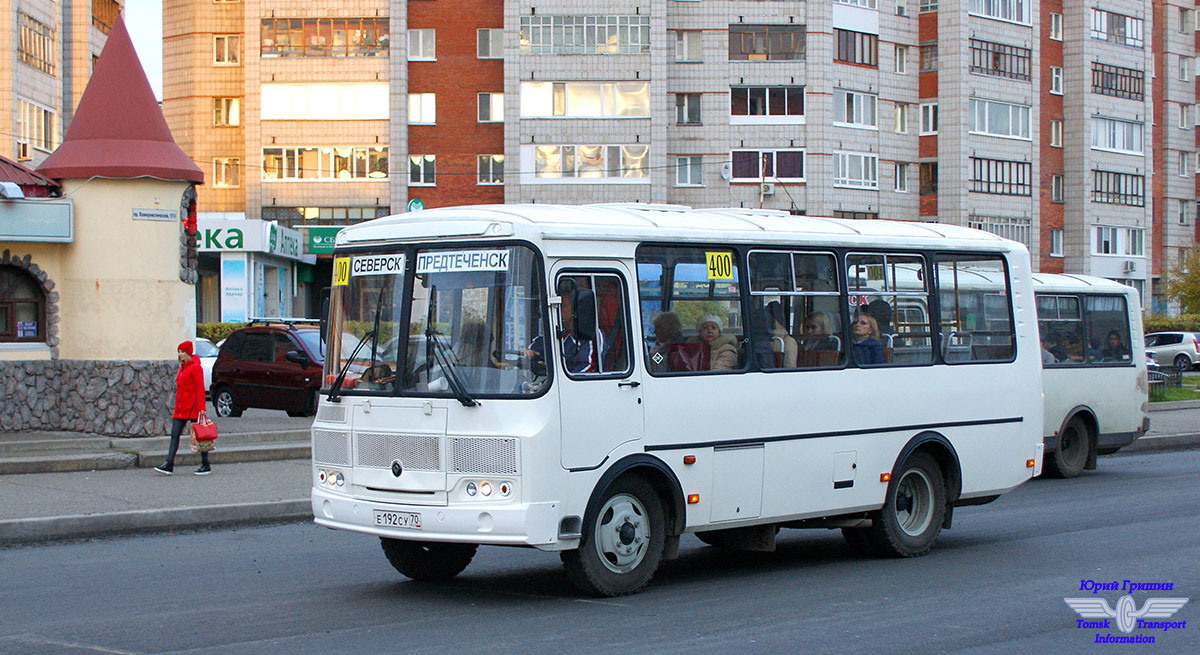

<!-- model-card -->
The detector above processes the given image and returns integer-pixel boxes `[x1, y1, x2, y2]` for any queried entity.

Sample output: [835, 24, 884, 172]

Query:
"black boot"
[154, 462, 174, 475]
[194, 463, 211, 476]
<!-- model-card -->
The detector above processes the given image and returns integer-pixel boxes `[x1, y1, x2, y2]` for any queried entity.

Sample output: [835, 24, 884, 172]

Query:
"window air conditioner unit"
[16, 142, 29, 161]
[1123, 260, 1136, 273]
[761, 183, 775, 196]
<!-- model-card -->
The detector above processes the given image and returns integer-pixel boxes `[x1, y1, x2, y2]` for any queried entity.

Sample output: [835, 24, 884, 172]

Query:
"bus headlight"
[456, 479, 515, 501]
[479, 481, 493, 497]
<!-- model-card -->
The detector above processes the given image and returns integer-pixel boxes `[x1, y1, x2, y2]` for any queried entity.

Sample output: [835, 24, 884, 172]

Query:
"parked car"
[210, 320, 324, 418]
[194, 338, 219, 396]
[1144, 332, 1200, 370]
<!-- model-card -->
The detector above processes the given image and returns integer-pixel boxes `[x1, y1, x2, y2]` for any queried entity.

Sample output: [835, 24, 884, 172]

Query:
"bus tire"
[561, 476, 665, 597]
[380, 538, 477, 581]
[868, 452, 945, 558]
[1045, 417, 1089, 479]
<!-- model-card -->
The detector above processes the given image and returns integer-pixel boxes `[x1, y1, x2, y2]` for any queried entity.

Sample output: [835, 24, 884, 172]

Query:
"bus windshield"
[324, 245, 548, 397]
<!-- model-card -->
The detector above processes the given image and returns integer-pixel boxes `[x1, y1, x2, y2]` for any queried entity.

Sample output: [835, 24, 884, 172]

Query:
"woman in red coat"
[155, 341, 212, 475]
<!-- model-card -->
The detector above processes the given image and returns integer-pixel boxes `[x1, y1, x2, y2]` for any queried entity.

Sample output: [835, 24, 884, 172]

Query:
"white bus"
[311, 204, 1044, 596]
[1032, 274, 1149, 477]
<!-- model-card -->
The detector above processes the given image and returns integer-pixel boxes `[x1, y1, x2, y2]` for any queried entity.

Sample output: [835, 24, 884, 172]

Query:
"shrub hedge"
[196, 322, 248, 343]
[1144, 315, 1200, 334]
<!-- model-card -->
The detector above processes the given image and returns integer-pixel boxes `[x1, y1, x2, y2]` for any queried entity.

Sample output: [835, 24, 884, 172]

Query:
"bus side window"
[556, 273, 632, 378]
[934, 255, 1015, 363]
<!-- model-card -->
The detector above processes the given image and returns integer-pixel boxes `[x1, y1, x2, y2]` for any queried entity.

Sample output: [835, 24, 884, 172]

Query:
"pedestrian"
[155, 340, 212, 475]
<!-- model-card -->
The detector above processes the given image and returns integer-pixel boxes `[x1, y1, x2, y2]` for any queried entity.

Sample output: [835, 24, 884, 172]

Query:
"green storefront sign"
[306, 226, 344, 254]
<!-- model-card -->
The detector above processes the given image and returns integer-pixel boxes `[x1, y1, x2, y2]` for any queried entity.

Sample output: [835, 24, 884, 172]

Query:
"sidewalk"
[0, 403, 1197, 547]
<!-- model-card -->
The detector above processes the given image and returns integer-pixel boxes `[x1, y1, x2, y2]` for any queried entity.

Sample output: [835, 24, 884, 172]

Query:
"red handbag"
[190, 411, 218, 442]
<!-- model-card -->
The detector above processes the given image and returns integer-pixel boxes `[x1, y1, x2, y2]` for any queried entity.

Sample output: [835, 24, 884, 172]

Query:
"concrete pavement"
[0, 402, 1197, 547]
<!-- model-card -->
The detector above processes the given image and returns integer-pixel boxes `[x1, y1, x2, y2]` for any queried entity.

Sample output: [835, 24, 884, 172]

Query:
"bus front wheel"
[868, 452, 946, 557]
[562, 477, 666, 597]
[1045, 417, 1089, 479]
[380, 538, 477, 581]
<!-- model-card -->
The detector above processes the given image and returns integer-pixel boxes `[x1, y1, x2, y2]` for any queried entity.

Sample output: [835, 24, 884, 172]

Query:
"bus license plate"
[373, 510, 422, 530]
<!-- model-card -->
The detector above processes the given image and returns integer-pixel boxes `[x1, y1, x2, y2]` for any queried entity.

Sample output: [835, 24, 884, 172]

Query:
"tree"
[1166, 248, 1200, 314]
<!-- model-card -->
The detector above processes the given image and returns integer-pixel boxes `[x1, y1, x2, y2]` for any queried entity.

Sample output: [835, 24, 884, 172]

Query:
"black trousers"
[165, 418, 210, 467]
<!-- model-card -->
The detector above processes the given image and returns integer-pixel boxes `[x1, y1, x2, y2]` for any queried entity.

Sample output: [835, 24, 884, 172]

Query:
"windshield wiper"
[423, 284, 478, 407]
[327, 329, 375, 403]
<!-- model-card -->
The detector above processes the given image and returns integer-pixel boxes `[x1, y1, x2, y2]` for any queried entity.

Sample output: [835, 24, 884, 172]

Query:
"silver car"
[1144, 332, 1200, 370]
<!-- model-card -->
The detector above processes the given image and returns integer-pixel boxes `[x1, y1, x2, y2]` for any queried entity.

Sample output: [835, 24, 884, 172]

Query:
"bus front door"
[553, 266, 644, 470]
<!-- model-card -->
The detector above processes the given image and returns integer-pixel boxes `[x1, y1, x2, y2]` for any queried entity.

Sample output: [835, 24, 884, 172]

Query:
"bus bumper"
[311, 487, 564, 548]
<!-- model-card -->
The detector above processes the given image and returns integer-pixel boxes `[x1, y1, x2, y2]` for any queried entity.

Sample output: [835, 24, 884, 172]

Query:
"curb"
[0, 500, 312, 546]
[1113, 432, 1200, 456]
[1148, 399, 1200, 411]
[0, 452, 138, 476]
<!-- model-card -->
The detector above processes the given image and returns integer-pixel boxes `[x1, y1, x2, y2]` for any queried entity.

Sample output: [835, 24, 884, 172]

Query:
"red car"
[210, 320, 324, 417]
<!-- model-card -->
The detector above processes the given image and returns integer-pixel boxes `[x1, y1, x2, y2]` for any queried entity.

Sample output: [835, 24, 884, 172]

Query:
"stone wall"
[0, 360, 176, 436]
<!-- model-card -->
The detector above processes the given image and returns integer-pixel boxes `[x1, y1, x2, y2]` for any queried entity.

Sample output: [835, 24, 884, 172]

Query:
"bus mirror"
[572, 288, 597, 342]
[319, 287, 331, 344]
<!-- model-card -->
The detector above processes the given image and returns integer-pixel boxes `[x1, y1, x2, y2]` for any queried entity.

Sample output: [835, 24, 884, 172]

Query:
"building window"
[1093, 226, 1145, 255]
[477, 155, 504, 185]
[478, 28, 503, 58]
[1182, 8, 1193, 33]
[833, 90, 878, 128]
[1180, 104, 1191, 129]
[676, 30, 702, 62]
[214, 35, 241, 65]
[676, 94, 702, 125]
[520, 15, 650, 55]
[262, 83, 389, 120]
[409, 93, 436, 124]
[729, 25, 806, 61]
[1051, 174, 1064, 202]
[262, 147, 389, 181]
[1127, 228, 1145, 255]
[1049, 12, 1063, 40]
[16, 99, 56, 153]
[676, 156, 703, 186]
[408, 29, 435, 60]
[1180, 152, 1192, 177]
[17, 14, 55, 75]
[920, 162, 938, 194]
[1091, 63, 1144, 100]
[1090, 117, 1143, 154]
[730, 86, 805, 123]
[1180, 201, 1191, 225]
[968, 216, 1031, 248]
[896, 0, 908, 16]
[833, 152, 879, 189]
[894, 45, 908, 73]
[261, 18, 388, 58]
[1050, 229, 1063, 257]
[968, 39, 1030, 81]
[526, 144, 650, 181]
[833, 211, 879, 220]
[969, 98, 1031, 139]
[1050, 67, 1063, 94]
[919, 43, 937, 71]
[919, 103, 938, 134]
[1095, 226, 1115, 255]
[410, 155, 436, 185]
[1092, 170, 1145, 206]
[0, 266, 46, 343]
[834, 0, 878, 8]
[1050, 119, 1063, 147]
[263, 206, 389, 227]
[969, 0, 1031, 24]
[1091, 9, 1144, 48]
[970, 157, 1032, 196]
[520, 82, 649, 118]
[730, 150, 805, 182]
[920, 0, 938, 12]
[1181, 57, 1193, 81]
[895, 103, 909, 133]
[895, 163, 909, 192]
[478, 93, 503, 123]
[835, 29, 878, 66]
[213, 98, 241, 127]
[213, 158, 241, 188]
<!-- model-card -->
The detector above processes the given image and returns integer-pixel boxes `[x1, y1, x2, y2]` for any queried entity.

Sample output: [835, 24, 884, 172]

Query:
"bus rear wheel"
[867, 452, 945, 557]
[1045, 417, 1089, 479]
[562, 477, 665, 597]
[380, 538, 477, 581]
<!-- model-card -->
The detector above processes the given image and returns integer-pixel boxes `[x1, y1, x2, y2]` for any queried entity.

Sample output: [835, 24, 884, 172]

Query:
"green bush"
[1144, 314, 1200, 334]
[196, 322, 247, 343]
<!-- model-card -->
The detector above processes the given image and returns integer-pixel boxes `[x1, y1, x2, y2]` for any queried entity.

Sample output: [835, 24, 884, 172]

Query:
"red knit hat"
[178, 340, 194, 356]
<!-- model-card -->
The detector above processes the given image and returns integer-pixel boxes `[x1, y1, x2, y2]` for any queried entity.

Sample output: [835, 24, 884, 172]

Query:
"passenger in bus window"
[647, 311, 683, 373]
[693, 314, 739, 371]
[1101, 329, 1129, 362]
[800, 311, 839, 352]
[850, 313, 884, 365]
[1041, 334, 1060, 365]
[866, 298, 894, 335]
[765, 301, 798, 368]
[522, 288, 605, 374]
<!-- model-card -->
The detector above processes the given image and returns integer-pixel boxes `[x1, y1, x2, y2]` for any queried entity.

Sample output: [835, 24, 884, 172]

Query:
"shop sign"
[196, 218, 309, 262]
[305, 226, 344, 255]
[407, 198, 424, 212]
[267, 222, 302, 259]
[132, 208, 178, 221]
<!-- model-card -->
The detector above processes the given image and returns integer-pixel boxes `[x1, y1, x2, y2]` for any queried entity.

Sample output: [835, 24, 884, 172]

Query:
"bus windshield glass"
[401, 246, 547, 397]
[324, 251, 406, 394]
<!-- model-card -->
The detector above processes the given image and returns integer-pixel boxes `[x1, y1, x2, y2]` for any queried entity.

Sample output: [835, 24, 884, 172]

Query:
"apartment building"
[163, 0, 1187, 313]
[3, 0, 121, 167]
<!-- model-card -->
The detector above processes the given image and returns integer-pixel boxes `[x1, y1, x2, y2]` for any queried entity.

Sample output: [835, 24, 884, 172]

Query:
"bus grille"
[312, 430, 350, 466]
[448, 437, 519, 475]
[356, 433, 441, 471]
[316, 404, 347, 423]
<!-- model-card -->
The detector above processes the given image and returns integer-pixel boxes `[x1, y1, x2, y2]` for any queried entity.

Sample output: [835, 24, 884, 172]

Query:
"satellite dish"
[720, 163, 732, 181]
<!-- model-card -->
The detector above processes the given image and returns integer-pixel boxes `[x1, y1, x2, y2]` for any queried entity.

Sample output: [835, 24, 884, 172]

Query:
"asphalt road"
[1, 450, 1196, 655]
